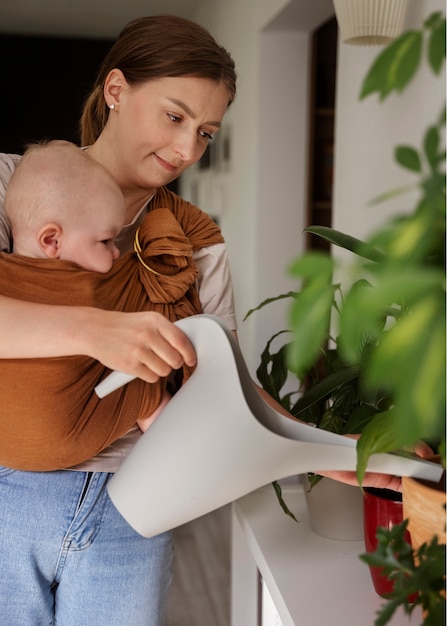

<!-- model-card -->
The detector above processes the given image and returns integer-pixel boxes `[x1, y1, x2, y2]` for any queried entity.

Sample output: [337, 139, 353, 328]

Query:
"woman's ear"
[37, 223, 63, 259]
[104, 68, 126, 109]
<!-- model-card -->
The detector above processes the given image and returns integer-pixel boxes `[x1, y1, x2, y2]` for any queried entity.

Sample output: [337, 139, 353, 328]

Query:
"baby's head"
[6, 140, 125, 272]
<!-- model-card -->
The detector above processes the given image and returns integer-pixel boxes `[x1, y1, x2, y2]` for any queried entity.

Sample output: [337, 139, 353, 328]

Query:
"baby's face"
[59, 176, 125, 273]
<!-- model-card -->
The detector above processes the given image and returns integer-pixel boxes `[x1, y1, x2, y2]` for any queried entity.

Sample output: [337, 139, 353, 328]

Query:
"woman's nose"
[173, 131, 197, 162]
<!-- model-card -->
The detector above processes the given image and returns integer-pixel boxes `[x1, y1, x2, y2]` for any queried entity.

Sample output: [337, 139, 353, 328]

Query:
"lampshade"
[333, 0, 409, 45]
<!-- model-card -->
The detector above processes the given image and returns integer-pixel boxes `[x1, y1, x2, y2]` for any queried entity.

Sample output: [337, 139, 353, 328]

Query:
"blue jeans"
[0, 467, 173, 625]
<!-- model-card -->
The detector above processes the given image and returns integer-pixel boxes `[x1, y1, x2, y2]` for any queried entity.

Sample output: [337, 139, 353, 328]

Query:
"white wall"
[333, 0, 446, 244]
[182, 0, 296, 373]
[182, 0, 445, 377]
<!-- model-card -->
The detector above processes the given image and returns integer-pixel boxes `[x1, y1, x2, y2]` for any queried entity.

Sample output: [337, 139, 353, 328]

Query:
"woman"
[0, 15, 237, 625]
[0, 14, 415, 626]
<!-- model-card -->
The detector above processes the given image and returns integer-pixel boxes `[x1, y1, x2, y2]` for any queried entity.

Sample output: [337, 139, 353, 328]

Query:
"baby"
[5, 139, 170, 433]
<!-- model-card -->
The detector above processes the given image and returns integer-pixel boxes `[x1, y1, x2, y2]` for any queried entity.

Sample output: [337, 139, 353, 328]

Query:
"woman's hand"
[81, 309, 197, 382]
[0, 296, 196, 382]
[318, 440, 434, 492]
[318, 470, 404, 491]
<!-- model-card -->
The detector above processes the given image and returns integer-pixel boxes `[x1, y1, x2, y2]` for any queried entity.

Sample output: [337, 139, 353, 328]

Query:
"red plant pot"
[363, 487, 416, 599]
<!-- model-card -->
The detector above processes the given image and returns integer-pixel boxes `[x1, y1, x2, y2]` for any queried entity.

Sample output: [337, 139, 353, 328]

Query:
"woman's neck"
[122, 192, 155, 226]
[121, 188, 155, 224]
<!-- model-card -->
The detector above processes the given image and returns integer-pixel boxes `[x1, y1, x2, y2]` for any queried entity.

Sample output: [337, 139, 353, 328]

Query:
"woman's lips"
[154, 154, 177, 172]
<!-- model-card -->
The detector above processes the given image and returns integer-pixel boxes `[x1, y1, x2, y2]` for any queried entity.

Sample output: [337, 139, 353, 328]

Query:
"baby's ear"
[37, 223, 63, 259]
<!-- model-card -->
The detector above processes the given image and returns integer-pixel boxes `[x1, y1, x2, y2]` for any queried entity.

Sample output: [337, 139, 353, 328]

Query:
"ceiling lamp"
[333, 0, 409, 45]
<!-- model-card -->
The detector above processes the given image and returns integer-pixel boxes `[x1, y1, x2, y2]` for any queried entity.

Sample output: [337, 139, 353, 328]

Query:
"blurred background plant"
[283, 11, 446, 624]
[360, 520, 446, 626]
[286, 9, 445, 483]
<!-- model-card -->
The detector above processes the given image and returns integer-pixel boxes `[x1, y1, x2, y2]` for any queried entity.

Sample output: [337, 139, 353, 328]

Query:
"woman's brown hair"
[80, 15, 237, 146]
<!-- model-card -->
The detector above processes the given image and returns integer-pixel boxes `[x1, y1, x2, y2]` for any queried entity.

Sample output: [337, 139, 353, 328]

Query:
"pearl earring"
[109, 103, 115, 110]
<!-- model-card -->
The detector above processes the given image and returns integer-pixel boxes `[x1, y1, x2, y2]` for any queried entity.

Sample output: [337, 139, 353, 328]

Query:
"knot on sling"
[133, 208, 199, 304]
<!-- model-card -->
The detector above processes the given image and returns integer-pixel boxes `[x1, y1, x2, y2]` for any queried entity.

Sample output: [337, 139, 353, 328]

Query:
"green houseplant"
[245, 289, 382, 526]
[284, 10, 445, 626]
[287, 8, 445, 482]
[244, 279, 388, 504]
[359, 520, 446, 626]
[248, 9, 445, 622]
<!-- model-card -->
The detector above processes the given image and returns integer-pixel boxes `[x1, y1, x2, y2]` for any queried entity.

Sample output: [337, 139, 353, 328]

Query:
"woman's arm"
[0, 295, 196, 382]
[0, 153, 191, 383]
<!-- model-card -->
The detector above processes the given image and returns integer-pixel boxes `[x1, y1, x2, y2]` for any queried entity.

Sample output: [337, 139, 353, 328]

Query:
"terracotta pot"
[402, 469, 446, 550]
[363, 487, 415, 598]
[402, 466, 446, 617]
[302, 475, 364, 541]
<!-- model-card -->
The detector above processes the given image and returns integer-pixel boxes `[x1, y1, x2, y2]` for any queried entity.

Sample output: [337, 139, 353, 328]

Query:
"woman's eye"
[168, 113, 182, 124]
[167, 111, 214, 141]
[199, 130, 214, 141]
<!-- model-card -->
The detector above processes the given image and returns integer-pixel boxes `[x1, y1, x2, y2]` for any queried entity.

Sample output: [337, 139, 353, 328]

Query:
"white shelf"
[231, 483, 421, 626]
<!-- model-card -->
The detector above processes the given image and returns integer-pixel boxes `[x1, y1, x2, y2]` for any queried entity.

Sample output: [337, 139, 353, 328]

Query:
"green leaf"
[319, 412, 344, 434]
[360, 32, 423, 101]
[356, 410, 404, 484]
[287, 252, 336, 376]
[378, 209, 444, 262]
[428, 17, 446, 75]
[292, 366, 359, 415]
[423, 126, 440, 171]
[338, 265, 445, 363]
[368, 182, 420, 208]
[383, 32, 422, 94]
[256, 330, 292, 401]
[367, 296, 446, 444]
[337, 279, 381, 363]
[360, 520, 446, 626]
[424, 11, 443, 30]
[288, 251, 333, 282]
[343, 404, 381, 435]
[272, 481, 298, 522]
[243, 291, 298, 321]
[287, 274, 334, 376]
[361, 520, 414, 571]
[395, 146, 421, 172]
[269, 344, 291, 396]
[305, 226, 385, 262]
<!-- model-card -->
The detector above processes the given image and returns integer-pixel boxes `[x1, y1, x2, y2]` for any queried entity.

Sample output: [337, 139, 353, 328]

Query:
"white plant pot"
[302, 474, 365, 541]
[333, 0, 409, 45]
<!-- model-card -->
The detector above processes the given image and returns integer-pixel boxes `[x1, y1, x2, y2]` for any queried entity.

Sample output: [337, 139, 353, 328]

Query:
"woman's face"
[102, 75, 230, 195]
